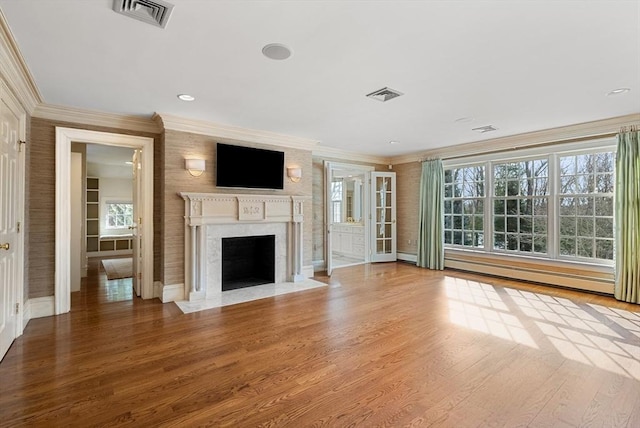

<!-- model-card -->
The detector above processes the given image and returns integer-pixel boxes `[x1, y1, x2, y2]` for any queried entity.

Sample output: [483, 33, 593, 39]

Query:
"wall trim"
[397, 252, 417, 263]
[154, 113, 319, 151]
[391, 113, 640, 165]
[161, 283, 184, 303]
[313, 145, 391, 165]
[0, 9, 41, 113]
[27, 296, 55, 320]
[302, 265, 314, 278]
[313, 260, 326, 272]
[33, 103, 160, 134]
[154, 281, 163, 299]
[444, 250, 614, 294]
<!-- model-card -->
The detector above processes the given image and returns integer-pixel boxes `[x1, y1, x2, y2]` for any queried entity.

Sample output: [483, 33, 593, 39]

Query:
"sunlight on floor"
[445, 277, 640, 380]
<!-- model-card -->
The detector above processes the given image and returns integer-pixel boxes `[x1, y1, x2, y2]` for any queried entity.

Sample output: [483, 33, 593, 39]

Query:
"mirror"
[331, 173, 364, 224]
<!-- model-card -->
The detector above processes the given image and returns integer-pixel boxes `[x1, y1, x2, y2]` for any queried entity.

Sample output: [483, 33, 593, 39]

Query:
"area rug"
[175, 279, 328, 314]
[101, 258, 133, 280]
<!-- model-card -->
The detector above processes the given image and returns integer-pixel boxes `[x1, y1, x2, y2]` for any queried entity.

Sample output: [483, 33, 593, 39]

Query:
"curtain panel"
[417, 159, 444, 270]
[615, 129, 640, 304]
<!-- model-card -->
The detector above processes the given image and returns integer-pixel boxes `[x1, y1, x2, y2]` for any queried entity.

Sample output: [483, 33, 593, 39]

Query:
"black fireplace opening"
[222, 235, 275, 291]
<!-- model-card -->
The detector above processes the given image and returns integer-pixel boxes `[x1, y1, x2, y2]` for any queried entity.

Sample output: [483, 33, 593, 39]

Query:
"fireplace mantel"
[180, 192, 309, 301]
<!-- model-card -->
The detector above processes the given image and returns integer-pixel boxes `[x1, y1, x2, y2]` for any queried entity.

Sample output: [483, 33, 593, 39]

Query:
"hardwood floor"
[1, 262, 639, 427]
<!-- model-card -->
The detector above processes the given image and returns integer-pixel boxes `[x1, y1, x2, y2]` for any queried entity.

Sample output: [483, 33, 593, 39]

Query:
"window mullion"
[549, 153, 558, 259]
[485, 160, 493, 253]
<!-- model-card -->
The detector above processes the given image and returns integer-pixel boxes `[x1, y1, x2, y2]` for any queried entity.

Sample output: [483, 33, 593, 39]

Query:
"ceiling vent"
[472, 125, 498, 133]
[113, 0, 174, 29]
[366, 87, 404, 102]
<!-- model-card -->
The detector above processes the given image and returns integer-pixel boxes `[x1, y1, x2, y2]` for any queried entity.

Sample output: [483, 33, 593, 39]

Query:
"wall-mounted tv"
[216, 143, 285, 190]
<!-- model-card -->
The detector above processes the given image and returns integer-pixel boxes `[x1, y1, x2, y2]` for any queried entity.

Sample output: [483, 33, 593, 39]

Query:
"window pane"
[596, 240, 613, 260]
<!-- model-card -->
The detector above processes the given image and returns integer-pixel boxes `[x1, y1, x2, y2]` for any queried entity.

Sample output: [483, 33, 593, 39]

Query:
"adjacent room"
[0, 1, 638, 426]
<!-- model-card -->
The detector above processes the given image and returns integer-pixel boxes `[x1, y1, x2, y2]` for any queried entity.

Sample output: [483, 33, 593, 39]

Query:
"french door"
[370, 172, 397, 262]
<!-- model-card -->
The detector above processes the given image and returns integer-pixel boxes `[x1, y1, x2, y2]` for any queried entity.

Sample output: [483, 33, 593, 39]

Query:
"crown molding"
[391, 113, 640, 165]
[312, 144, 391, 165]
[0, 9, 42, 114]
[33, 103, 160, 134]
[155, 113, 319, 151]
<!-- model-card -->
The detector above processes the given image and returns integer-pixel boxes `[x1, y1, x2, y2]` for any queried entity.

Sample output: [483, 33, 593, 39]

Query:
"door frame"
[55, 127, 154, 314]
[324, 161, 374, 275]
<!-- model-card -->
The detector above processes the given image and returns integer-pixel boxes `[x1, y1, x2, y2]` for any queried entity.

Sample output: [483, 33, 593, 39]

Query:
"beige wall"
[27, 117, 161, 298]
[393, 161, 421, 255]
[161, 130, 313, 287]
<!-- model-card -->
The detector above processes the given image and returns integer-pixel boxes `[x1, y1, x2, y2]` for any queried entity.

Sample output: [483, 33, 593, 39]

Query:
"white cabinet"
[332, 224, 364, 257]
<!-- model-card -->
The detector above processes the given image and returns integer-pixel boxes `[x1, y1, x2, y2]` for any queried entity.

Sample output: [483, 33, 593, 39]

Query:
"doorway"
[75, 143, 136, 303]
[325, 162, 373, 275]
[55, 128, 154, 315]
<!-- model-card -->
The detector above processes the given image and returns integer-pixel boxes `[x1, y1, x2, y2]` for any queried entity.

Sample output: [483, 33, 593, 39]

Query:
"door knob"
[0, 243, 9, 250]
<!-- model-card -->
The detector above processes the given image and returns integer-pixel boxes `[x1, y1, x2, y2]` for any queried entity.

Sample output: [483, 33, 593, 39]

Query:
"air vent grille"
[472, 125, 498, 133]
[113, 0, 174, 29]
[366, 87, 404, 102]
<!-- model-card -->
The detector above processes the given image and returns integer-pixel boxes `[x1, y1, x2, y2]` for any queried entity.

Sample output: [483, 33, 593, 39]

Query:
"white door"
[131, 150, 142, 297]
[325, 162, 334, 275]
[0, 89, 23, 360]
[370, 172, 397, 262]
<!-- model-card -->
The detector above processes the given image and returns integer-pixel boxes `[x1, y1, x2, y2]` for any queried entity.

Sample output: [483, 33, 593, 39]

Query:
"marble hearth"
[180, 193, 309, 302]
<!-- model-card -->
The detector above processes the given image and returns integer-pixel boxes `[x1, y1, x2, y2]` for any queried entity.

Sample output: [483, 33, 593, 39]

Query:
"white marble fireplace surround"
[180, 192, 311, 303]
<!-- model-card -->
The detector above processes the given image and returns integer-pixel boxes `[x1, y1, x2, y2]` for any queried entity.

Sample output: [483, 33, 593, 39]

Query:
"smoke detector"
[472, 125, 498, 133]
[366, 87, 404, 102]
[113, 0, 174, 29]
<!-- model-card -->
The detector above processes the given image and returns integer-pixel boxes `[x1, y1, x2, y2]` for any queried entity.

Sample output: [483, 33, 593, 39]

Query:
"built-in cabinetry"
[332, 223, 365, 257]
[85, 177, 133, 256]
[86, 177, 100, 252]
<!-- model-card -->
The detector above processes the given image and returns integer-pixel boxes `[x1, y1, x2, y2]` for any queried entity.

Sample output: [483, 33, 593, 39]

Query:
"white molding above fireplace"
[180, 192, 310, 302]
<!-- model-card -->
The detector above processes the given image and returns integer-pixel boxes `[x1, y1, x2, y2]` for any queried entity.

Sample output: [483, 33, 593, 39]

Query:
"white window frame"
[103, 200, 134, 231]
[443, 137, 616, 267]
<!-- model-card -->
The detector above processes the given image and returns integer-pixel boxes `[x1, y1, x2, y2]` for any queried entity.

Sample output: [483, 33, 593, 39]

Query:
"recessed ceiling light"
[389, 141, 399, 145]
[606, 88, 631, 96]
[125, 161, 133, 165]
[177, 94, 195, 101]
[262, 43, 292, 60]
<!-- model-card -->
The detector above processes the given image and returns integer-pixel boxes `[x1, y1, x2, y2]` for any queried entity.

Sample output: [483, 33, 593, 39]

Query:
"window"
[493, 159, 548, 254]
[331, 180, 343, 224]
[443, 141, 615, 265]
[106, 202, 133, 229]
[558, 152, 615, 260]
[444, 166, 485, 248]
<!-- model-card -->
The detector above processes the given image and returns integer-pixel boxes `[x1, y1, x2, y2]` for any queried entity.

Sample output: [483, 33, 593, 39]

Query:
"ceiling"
[1, 0, 638, 157]
[86, 143, 134, 178]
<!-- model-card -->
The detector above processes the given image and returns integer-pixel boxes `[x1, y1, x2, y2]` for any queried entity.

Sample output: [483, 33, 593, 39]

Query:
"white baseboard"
[153, 281, 163, 299]
[27, 296, 55, 320]
[397, 252, 417, 263]
[303, 265, 314, 278]
[313, 260, 325, 272]
[162, 283, 184, 303]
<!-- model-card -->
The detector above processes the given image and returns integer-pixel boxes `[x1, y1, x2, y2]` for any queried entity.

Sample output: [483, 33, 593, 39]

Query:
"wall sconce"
[287, 166, 302, 182]
[185, 158, 206, 177]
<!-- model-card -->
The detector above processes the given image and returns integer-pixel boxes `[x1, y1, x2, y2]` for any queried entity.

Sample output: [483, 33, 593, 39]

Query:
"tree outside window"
[106, 202, 133, 229]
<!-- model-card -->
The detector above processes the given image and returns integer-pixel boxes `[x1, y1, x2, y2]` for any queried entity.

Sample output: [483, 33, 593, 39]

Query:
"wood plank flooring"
[1, 262, 639, 427]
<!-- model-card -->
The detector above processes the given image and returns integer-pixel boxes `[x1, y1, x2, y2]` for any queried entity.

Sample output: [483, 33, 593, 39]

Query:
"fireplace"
[222, 235, 275, 291]
[179, 193, 309, 303]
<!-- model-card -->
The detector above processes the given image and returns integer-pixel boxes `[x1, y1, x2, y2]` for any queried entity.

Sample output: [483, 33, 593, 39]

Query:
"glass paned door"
[370, 172, 396, 262]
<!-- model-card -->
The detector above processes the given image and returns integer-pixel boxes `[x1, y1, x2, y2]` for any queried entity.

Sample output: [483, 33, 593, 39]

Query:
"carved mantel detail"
[180, 192, 310, 302]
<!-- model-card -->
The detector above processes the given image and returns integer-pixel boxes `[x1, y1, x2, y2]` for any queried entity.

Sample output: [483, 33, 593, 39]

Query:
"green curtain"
[615, 129, 640, 303]
[417, 159, 444, 270]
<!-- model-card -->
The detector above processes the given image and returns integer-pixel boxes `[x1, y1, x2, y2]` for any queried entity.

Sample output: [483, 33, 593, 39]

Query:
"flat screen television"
[216, 143, 285, 190]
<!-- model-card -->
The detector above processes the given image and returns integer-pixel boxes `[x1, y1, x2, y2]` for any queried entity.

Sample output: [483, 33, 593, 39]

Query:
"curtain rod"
[422, 131, 620, 163]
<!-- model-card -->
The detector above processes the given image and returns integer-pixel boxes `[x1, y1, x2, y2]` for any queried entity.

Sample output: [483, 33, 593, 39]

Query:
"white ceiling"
[1, 0, 638, 157]
[86, 143, 134, 178]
